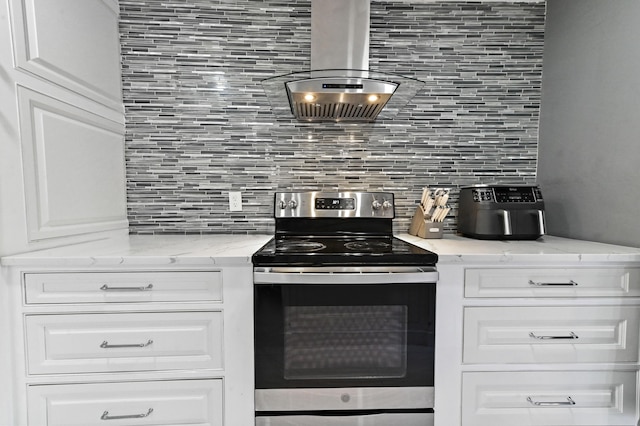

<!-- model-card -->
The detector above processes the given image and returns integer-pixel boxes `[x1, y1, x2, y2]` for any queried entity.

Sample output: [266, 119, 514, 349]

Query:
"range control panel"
[275, 192, 394, 218]
[472, 186, 543, 203]
[315, 197, 356, 210]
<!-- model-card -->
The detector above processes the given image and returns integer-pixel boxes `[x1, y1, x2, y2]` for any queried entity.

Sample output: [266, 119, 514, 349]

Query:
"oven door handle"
[253, 267, 438, 285]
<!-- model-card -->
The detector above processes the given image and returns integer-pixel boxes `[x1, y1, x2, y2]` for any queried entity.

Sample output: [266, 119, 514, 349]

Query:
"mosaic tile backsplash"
[119, 0, 545, 235]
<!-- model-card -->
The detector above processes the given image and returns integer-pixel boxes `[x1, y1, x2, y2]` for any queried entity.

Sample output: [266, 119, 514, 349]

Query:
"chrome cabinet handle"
[529, 332, 578, 340]
[100, 284, 153, 291]
[101, 408, 153, 420]
[527, 396, 575, 406]
[100, 339, 153, 349]
[528, 280, 578, 287]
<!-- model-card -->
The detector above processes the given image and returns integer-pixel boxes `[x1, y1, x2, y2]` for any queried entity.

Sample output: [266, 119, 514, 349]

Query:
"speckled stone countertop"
[397, 234, 640, 264]
[3, 234, 639, 268]
[0, 234, 273, 267]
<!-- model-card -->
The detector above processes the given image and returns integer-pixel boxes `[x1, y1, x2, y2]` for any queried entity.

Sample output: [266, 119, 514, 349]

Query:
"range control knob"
[288, 199, 298, 209]
[278, 200, 287, 209]
[382, 200, 393, 210]
[372, 200, 382, 210]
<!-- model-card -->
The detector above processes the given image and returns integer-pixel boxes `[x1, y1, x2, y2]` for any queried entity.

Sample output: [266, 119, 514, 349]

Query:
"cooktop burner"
[275, 240, 327, 253]
[344, 240, 392, 252]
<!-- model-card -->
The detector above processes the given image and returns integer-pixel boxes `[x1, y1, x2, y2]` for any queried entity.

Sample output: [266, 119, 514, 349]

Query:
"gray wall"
[538, 0, 640, 248]
[119, 0, 545, 235]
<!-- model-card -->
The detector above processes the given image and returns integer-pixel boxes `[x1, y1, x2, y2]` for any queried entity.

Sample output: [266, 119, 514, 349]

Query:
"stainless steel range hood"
[262, 0, 425, 123]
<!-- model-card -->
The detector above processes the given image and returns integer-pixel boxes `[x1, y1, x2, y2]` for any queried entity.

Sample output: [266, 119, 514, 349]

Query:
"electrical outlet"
[229, 191, 242, 212]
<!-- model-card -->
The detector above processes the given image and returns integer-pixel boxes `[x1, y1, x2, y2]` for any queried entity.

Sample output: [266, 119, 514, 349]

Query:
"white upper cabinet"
[0, 0, 127, 256]
[10, 0, 123, 112]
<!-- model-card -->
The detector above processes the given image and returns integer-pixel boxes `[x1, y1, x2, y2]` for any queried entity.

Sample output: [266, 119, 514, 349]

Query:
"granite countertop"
[0, 234, 274, 267]
[398, 234, 640, 264]
[2, 233, 639, 268]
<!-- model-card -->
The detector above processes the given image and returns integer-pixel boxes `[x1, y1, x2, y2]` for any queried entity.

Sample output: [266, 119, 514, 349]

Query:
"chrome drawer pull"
[100, 339, 153, 349]
[101, 408, 153, 420]
[100, 284, 153, 291]
[528, 280, 578, 287]
[529, 332, 579, 340]
[527, 396, 575, 406]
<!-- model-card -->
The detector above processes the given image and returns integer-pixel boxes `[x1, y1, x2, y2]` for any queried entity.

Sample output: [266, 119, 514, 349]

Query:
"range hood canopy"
[262, 0, 425, 123]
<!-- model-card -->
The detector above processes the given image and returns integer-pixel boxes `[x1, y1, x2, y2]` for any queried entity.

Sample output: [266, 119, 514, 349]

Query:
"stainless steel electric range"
[252, 191, 438, 426]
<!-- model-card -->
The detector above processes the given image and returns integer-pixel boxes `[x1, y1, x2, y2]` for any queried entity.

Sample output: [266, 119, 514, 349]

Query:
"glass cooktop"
[252, 236, 438, 267]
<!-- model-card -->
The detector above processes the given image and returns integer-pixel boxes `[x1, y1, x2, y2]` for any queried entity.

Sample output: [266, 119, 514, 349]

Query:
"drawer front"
[462, 371, 638, 426]
[465, 267, 640, 298]
[24, 271, 223, 304]
[27, 379, 222, 426]
[463, 306, 640, 364]
[25, 312, 223, 374]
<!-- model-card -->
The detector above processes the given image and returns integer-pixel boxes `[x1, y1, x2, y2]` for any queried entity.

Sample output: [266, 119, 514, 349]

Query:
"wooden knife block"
[409, 206, 444, 239]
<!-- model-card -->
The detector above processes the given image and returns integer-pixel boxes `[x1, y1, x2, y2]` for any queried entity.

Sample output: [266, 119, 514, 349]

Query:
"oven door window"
[284, 305, 408, 380]
[255, 283, 435, 389]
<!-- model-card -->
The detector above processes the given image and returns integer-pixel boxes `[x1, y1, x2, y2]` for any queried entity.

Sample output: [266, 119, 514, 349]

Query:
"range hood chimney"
[261, 0, 425, 123]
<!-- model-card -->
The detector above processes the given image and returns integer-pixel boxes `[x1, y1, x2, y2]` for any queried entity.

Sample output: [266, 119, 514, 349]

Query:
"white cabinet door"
[24, 271, 223, 304]
[10, 0, 123, 111]
[25, 312, 223, 374]
[1, 0, 125, 256]
[465, 267, 640, 298]
[17, 87, 127, 242]
[462, 371, 638, 426]
[463, 306, 640, 364]
[27, 379, 223, 426]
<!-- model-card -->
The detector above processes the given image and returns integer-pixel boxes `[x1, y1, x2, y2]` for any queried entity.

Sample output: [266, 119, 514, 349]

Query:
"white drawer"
[463, 306, 640, 364]
[24, 271, 223, 304]
[462, 370, 638, 426]
[465, 267, 640, 298]
[25, 311, 223, 374]
[27, 379, 223, 426]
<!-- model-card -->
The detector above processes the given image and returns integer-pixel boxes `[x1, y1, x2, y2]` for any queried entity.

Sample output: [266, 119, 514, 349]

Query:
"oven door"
[254, 267, 437, 418]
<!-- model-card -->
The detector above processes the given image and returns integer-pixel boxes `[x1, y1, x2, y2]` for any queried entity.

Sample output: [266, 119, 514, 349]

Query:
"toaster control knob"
[382, 200, 393, 210]
[288, 199, 298, 209]
[372, 200, 382, 210]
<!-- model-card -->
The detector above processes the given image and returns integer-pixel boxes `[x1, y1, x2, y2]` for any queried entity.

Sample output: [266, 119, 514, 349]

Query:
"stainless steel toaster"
[457, 185, 546, 240]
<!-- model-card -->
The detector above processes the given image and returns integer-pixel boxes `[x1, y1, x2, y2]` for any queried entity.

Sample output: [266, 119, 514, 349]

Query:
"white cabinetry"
[4, 263, 255, 426]
[24, 271, 223, 304]
[28, 380, 223, 426]
[25, 311, 224, 374]
[1, 0, 127, 256]
[10, 0, 124, 111]
[462, 371, 636, 426]
[447, 265, 640, 426]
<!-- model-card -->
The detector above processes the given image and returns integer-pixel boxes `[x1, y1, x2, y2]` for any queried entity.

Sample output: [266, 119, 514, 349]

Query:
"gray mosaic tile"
[119, 0, 545, 235]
